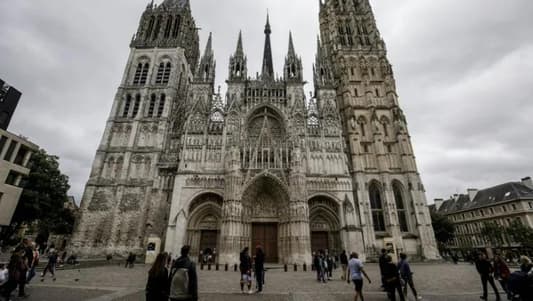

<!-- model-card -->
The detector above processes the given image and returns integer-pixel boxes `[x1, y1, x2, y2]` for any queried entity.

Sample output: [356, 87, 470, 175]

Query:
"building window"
[529, 202, 532, 209]
[0, 135, 7, 155]
[140, 63, 149, 84]
[480, 210, 484, 217]
[502, 205, 507, 212]
[511, 204, 517, 211]
[393, 183, 409, 232]
[164, 15, 173, 38]
[369, 182, 385, 232]
[132, 94, 141, 117]
[5, 170, 20, 186]
[145, 16, 155, 39]
[489, 208, 494, 215]
[122, 95, 132, 117]
[3, 140, 17, 162]
[133, 63, 143, 84]
[148, 94, 156, 117]
[152, 15, 162, 40]
[163, 62, 171, 84]
[157, 94, 166, 117]
[13, 146, 29, 166]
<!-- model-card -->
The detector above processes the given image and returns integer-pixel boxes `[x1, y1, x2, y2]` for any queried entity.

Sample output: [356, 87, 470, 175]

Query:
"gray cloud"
[1, 0, 532, 203]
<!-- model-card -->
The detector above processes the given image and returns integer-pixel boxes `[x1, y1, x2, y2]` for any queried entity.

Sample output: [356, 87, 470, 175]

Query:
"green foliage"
[430, 211, 456, 248]
[0, 149, 75, 243]
[506, 220, 533, 248]
[480, 221, 505, 247]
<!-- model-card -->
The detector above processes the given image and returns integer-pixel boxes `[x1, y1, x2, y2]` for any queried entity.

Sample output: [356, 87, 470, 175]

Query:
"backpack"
[170, 262, 192, 300]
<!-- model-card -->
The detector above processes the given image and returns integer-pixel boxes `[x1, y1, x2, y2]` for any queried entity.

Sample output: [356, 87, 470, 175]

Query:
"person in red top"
[493, 254, 510, 295]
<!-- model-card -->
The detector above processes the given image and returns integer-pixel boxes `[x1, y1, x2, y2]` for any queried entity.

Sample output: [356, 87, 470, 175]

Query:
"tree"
[506, 220, 533, 250]
[430, 211, 456, 251]
[0, 149, 75, 244]
[480, 221, 505, 248]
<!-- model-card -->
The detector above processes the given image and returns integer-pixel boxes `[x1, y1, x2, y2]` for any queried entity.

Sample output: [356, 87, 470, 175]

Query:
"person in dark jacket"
[169, 246, 198, 301]
[254, 245, 265, 293]
[383, 255, 405, 301]
[239, 247, 253, 294]
[145, 252, 170, 301]
[378, 249, 388, 290]
[398, 253, 421, 300]
[340, 250, 348, 281]
[475, 252, 500, 301]
[493, 254, 510, 294]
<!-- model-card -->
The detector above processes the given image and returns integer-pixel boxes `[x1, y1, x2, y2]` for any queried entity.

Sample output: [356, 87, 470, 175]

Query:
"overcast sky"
[1, 0, 532, 204]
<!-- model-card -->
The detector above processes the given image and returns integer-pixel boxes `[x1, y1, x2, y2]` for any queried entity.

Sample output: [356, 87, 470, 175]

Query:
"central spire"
[261, 13, 274, 80]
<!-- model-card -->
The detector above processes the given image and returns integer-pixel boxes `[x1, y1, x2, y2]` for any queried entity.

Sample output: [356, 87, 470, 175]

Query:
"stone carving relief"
[119, 193, 141, 212]
[252, 193, 278, 218]
[110, 124, 132, 147]
[88, 190, 110, 211]
[185, 176, 225, 189]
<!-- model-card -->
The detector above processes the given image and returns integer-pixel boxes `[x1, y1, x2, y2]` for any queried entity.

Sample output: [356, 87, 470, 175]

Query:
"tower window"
[133, 63, 143, 85]
[153, 15, 162, 40]
[145, 16, 155, 39]
[156, 63, 165, 84]
[132, 94, 141, 117]
[122, 94, 132, 117]
[369, 182, 385, 232]
[148, 94, 156, 117]
[157, 94, 166, 117]
[172, 15, 181, 38]
[163, 62, 171, 84]
[140, 63, 149, 85]
[393, 183, 409, 232]
[164, 15, 173, 38]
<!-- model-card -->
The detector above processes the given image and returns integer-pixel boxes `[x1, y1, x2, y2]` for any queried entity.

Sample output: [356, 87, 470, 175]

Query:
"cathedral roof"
[161, 0, 189, 8]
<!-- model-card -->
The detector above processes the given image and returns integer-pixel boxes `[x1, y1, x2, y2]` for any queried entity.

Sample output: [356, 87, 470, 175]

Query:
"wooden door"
[200, 230, 218, 254]
[311, 231, 329, 253]
[252, 223, 278, 263]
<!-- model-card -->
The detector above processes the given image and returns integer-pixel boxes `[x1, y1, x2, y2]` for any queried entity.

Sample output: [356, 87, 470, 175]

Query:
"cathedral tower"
[70, 0, 200, 256]
[318, 0, 438, 259]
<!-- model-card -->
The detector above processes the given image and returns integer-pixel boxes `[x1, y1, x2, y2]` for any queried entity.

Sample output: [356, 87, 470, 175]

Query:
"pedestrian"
[313, 252, 321, 281]
[169, 246, 198, 301]
[475, 252, 500, 301]
[145, 252, 170, 301]
[378, 248, 388, 290]
[318, 251, 327, 283]
[2, 254, 21, 300]
[346, 252, 371, 301]
[383, 255, 405, 301]
[398, 253, 421, 300]
[0, 263, 9, 300]
[239, 247, 253, 294]
[125, 252, 134, 268]
[325, 250, 334, 280]
[340, 250, 348, 281]
[254, 245, 265, 293]
[493, 254, 510, 294]
[26, 243, 39, 284]
[41, 247, 57, 281]
[519, 256, 532, 273]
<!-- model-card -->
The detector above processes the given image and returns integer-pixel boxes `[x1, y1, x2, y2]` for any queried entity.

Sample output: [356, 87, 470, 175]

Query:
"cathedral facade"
[71, 0, 438, 264]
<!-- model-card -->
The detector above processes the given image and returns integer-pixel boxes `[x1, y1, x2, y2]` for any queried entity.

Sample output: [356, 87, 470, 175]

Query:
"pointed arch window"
[156, 63, 165, 84]
[133, 63, 143, 85]
[145, 16, 155, 39]
[132, 94, 141, 117]
[157, 94, 166, 117]
[122, 94, 132, 117]
[393, 182, 409, 232]
[140, 63, 149, 85]
[172, 15, 181, 38]
[369, 182, 385, 232]
[163, 62, 171, 84]
[164, 15, 173, 38]
[148, 94, 156, 117]
[153, 15, 162, 40]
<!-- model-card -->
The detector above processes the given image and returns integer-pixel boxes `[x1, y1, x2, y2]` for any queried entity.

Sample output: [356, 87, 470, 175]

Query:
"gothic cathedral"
[71, 0, 438, 264]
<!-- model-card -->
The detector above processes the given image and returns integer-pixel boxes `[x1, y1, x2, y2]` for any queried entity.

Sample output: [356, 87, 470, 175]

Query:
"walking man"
[378, 248, 388, 290]
[398, 253, 421, 299]
[346, 252, 371, 301]
[254, 245, 265, 293]
[476, 252, 500, 301]
[169, 246, 198, 301]
[340, 250, 348, 281]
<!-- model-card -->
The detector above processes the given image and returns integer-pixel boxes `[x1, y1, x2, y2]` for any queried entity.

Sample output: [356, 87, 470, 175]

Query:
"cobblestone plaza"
[19, 263, 504, 301]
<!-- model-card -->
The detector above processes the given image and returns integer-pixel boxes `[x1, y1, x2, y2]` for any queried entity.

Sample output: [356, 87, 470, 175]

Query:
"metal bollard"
[284, 264, 288, 272]
[200, 263, 204, 270]
[208, 264, 211, 270]
[234, 264, 238, 272]
[225, 263, 228, 271]
[216, 264, 220, 271]
[303, 263, 307, 272]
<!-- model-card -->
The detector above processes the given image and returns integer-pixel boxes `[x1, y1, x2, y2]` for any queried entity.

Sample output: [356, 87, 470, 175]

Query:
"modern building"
[71, 0, 438, 263]
[431, 177, 533, 255]
[0, 79, 22, 130]
[0, 128, 38, 226]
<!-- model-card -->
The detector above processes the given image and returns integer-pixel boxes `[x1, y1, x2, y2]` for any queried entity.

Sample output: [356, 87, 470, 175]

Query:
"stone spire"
[313, 35, 333, 88]
[228, 31, 247, 81]
[261, 13, 274, 80]
[195, 32, 216, 83]
[284, 31, 302, 82]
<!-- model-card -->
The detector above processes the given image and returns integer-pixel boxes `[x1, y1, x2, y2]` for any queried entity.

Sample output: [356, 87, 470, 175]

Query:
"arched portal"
[186, 193, 223, 262]
[308, 196, 342, 254]
[241, 174, 290, 263]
